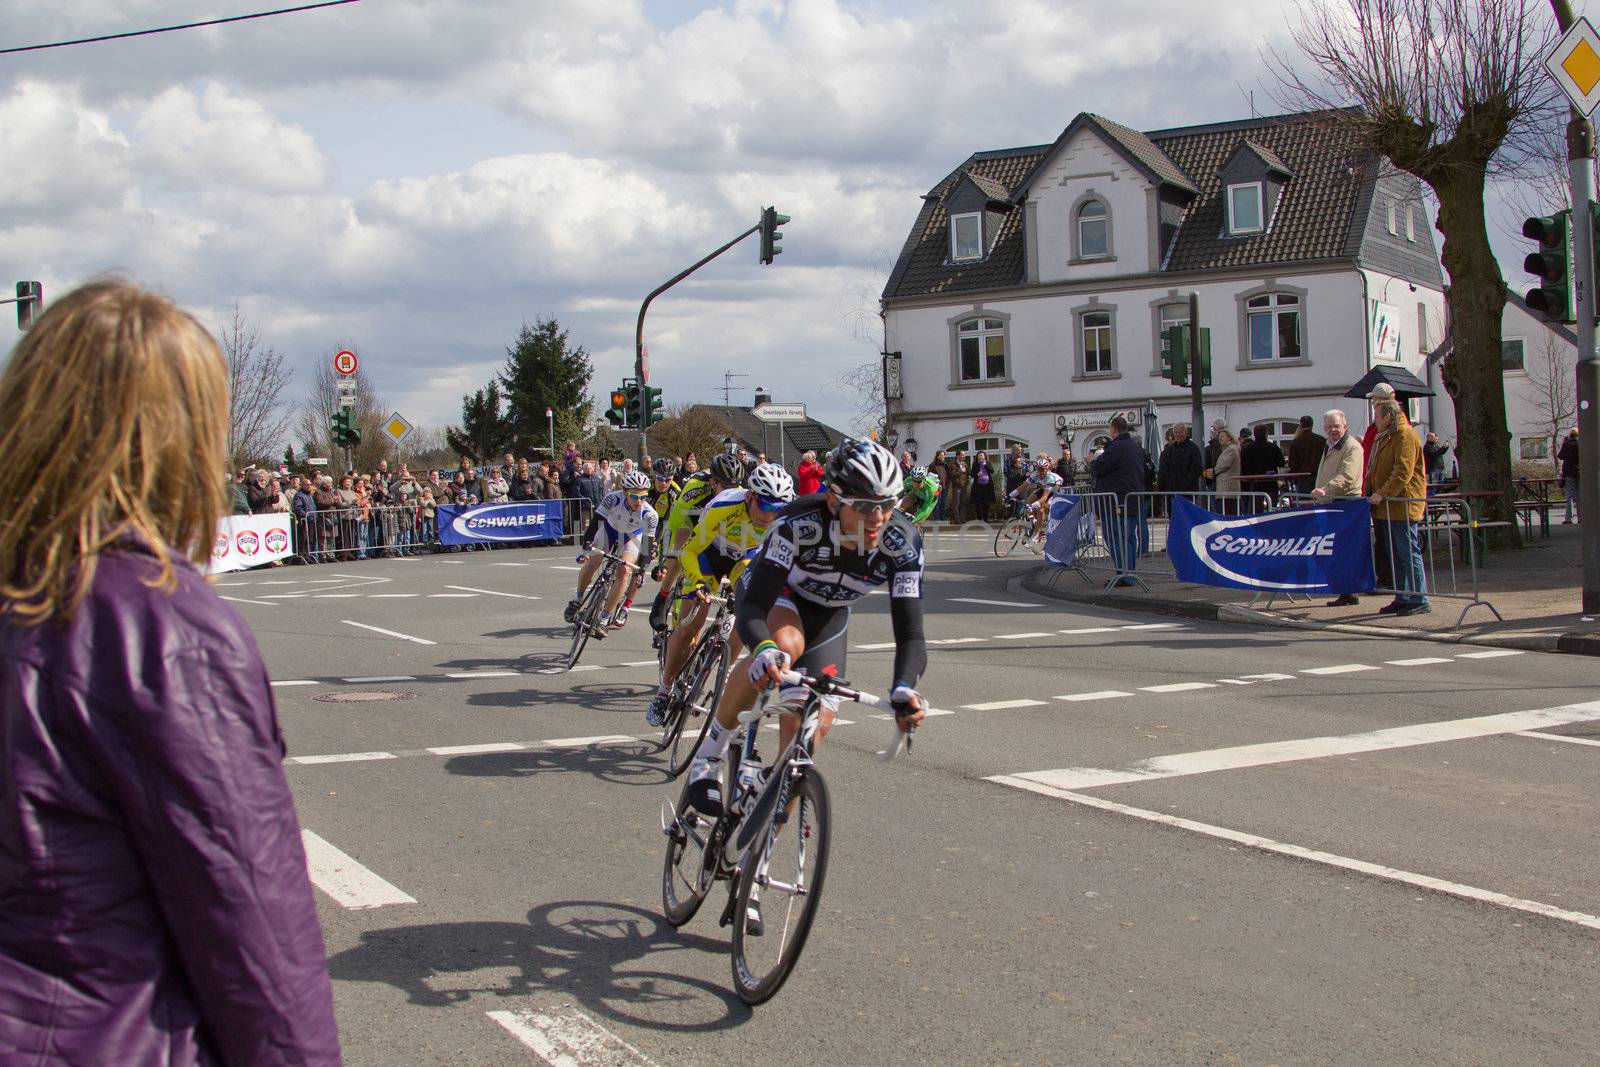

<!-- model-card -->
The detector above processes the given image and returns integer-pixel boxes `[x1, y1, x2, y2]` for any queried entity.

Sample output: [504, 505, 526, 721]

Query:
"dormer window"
[951, 212, 982, 261]
[1227, 182, 1264, 235]
[1077, 200, 1109, 258]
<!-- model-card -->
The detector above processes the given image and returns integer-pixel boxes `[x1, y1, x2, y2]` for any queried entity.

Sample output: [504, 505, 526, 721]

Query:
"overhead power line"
[0, 0, 363, 56]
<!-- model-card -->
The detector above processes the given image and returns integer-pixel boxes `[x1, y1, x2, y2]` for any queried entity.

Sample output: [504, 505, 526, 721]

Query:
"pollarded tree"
[499, 318, 594, 452]
[1273, 0, 1562, 544]
[648, 404, 734, 466]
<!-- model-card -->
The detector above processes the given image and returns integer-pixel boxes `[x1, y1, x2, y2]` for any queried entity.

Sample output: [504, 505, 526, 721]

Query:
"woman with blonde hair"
[0, 280, 340, 1064]
[1204, 428, 1242, 513]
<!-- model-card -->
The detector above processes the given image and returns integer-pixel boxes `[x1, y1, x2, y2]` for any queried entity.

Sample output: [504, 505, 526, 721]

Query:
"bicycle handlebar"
[734, 670, 925, 761]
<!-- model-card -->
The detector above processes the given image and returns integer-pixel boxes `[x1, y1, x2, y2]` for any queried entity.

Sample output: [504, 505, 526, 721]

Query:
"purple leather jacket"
[0, 543, 340, 1065]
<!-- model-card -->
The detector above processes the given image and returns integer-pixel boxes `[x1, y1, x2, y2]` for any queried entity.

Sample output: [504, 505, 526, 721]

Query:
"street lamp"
[884, 429, 900, 450]
[722, 435, 736, 455]
[546, 407, 554, 456]
[904, 433, 918, 458]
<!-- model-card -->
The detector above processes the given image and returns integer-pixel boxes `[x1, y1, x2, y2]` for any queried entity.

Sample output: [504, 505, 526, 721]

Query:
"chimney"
[753, 387, 772, 408]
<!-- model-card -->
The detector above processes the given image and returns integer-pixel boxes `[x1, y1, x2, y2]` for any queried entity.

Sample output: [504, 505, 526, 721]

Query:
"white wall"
[1499, 300, 1577, 467]
[1029, 129, 1153, 282]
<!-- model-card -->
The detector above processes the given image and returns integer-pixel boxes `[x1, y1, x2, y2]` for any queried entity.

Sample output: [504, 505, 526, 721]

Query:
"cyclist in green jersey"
[898, 466, 941, 525]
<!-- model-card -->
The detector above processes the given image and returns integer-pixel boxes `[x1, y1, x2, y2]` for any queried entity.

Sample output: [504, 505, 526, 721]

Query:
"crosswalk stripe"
[1056, 690, 1133, 702]
[1300, 664, 1379, 675]
[962, 699, 1048, 711]
[1140, 682, 1217, 693]
[301, 830, 416, 909]
[1457, 649, 1525, 659]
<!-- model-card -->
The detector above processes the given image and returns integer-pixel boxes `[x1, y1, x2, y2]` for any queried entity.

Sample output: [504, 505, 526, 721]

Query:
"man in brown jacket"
[1366, 398, 1428, 616]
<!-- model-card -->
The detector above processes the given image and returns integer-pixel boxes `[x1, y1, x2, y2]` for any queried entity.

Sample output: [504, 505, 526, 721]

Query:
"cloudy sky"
[0, 0, 1543, 438]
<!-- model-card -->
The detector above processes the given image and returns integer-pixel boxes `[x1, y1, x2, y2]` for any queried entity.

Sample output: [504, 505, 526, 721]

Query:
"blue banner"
[437, 501, 566, 545]
[1044, 494, 1095, 567]
[1167, 497, 1374, 593]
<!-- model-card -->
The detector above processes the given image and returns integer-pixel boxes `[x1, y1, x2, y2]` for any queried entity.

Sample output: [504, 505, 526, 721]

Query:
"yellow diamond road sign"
[1546, 17, 1600, 116]
[382, 412, 413, 444]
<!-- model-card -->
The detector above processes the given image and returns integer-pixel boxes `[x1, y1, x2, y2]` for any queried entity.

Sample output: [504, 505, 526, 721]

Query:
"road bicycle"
[652, 585, 735, 778]
[660, 670, 918, 1005]
[994, 496, 1045, 558]
[565, 549, 634, 672]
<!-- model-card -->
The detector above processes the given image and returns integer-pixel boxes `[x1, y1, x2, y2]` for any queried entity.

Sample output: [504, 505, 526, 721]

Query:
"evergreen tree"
[499, 318, 594, 450]
[445, 380, 513, 463]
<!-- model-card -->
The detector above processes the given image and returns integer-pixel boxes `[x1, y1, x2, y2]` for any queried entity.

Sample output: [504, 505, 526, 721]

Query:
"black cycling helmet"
[708, 452, 744, 486]
[651, 457, 678, 479]
[826, 438, 903, 498]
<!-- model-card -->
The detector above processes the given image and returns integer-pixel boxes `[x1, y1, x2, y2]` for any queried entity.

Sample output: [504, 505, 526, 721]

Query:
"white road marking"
[366, 593, 419, 598]
[341, 621, 436, 645]
[254, 580, 299, 586]
[1140, 682, 1217, 693]
[948, 597, 1041, 608]
[872, 708, 955, 719]
[489, 562, 532, 566]
[930, 637, 985, 645]
[447, 671, 521, 679]
[1386, 657, 1454, 666]
[289, 751, 397, 764]
[1239, 673, 1296, 682]
[306, 578, 355, 584]
[983, 781, 1600, 933]
[1120, 623, 1184, 630]
[313, 594, 361, 598]
[1457, 649, 1525, 659]
[855, 642, 897, 650]
[1056, 690, 1133, 702]
[271, 679, 320, 687]
[300, 830, 417, 910]
[620, 660, 660, 667]
[1059, 627, 1118, 634]
[566, 664, 604, 672]
[543, 735, 638, 747]
[995, 632, 1053, 640]
[1300, 664, 1379, 675]
[1517, 730, 1600, 748]
[487, 1006, 660, 1066]
[260, 593, 308, 598]
[962, 699, 1049, 711]
[1001, 700, 1600, 792]
[428, 593, 479, 598]
[342, 675, 416, 683]
[219, 595, 278, 607]
[550, 565, 583, 571]
[427, 742, 527, 756]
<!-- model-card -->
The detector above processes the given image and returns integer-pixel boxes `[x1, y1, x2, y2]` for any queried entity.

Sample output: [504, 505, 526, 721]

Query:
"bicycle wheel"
[666, 639, 728, 778]
[730, 767, 831, 1005]
[565, 566, 611, 671]
[661, 803, 719, 928]
[993, 517, 1030, 558]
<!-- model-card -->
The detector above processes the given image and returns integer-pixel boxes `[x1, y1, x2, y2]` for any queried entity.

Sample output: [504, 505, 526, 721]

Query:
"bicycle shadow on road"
[482, 626, 573, 641]
[466, 680, 656, 713]
[443, 740, 671, 787]
[436, 651, 568, 673]
[325, 900, 750, 1032]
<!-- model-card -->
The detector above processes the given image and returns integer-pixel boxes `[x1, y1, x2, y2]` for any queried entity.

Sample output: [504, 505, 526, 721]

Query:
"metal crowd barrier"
[280, 497, 596, 566]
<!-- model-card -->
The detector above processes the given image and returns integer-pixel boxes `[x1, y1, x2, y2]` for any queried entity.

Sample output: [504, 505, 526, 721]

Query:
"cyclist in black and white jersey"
[564, 470, 657, 637]
[684, 439, 928, 814]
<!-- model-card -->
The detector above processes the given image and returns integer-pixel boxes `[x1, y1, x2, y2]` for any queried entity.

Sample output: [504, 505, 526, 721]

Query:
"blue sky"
[0, 0, 1555, 440]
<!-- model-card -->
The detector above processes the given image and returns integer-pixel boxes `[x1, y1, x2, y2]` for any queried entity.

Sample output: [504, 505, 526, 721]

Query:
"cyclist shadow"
[466, 681, 656, 712]
[438, 651, 567, 672]
[443, 740, 671, 787]
[325, 900, 749, 1031]
[482, 626, 573, 641]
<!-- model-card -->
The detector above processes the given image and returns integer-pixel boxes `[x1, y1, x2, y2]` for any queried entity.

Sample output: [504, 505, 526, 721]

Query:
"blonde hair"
[1216, 429, 1236, 446]
[1373, 398, 1403, 423]
[0, 280, 228, 624]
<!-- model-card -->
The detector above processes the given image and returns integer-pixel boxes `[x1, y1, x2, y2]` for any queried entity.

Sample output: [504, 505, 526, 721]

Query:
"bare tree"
[1518, 330, 1577, 461]
[641, 404, 732, 465]
[829, 270, 890, 439]
[220, 305, 293, 469]
[293, 349, 390, 475]
[1272, 0, 1561, 543]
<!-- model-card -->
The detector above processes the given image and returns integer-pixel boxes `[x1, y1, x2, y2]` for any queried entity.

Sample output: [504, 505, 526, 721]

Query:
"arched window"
[1077, 199, 1108, 258]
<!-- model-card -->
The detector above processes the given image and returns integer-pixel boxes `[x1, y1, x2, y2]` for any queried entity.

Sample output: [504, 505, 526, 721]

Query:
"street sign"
[334, 350, 358, 376]
[336, 378, 357, 411]
[381, 412, 413, 444]
[307, 457, 329, 466]
[752, 402, 806, 422]
[1545, 16, 1600, 116]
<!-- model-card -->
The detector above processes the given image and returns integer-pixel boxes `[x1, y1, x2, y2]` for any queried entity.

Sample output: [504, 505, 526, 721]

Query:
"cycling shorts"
[769, 591, 849, 712]
[592, 521, 642, 556]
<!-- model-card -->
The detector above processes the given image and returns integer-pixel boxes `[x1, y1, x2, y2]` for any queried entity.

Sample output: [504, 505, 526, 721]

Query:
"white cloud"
[132, 83, 329, 194]
[0, 81, 130, 216]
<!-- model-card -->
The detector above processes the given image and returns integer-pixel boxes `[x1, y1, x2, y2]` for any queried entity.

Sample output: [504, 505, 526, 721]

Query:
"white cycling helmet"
[747, 462, 795, 502]
[908, 465, 929, 482]
[620, 470, 651, 491]
[827, 439, 904, 499]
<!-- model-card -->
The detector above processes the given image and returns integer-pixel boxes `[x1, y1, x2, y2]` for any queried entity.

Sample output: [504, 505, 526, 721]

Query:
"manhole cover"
[312, 690, 418, 704]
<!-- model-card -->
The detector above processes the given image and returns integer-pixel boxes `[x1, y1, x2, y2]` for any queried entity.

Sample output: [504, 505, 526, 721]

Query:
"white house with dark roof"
[879, 109, 1450, 464]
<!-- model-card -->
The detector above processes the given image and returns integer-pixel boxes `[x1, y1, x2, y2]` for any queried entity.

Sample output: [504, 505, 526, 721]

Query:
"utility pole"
[1188, 291, 1205, 440]
[1549, 0, 1600, 612]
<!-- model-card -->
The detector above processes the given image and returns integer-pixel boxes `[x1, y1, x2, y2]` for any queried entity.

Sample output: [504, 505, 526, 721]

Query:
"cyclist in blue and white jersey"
[564, 470, 657, 638]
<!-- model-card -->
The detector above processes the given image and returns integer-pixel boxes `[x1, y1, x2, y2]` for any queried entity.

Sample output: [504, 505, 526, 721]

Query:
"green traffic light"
[1523, 209, 1574, 324]
[759, 206, 790, 265]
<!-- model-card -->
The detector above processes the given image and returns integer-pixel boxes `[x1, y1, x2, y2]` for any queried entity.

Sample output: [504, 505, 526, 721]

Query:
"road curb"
[1017, 568, 1589, 656]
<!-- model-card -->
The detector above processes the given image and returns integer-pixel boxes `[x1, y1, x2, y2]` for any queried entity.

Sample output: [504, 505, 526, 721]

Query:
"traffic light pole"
[634, 222, 761, 460]
[1187, 292, 1204, 442]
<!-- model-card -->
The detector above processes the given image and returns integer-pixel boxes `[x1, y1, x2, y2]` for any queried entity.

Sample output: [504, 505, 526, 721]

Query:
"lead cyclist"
[684, 438, 928, 818]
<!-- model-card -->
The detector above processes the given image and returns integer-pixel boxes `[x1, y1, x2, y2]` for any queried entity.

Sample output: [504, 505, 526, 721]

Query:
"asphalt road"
[230, 532, 1600, 1065]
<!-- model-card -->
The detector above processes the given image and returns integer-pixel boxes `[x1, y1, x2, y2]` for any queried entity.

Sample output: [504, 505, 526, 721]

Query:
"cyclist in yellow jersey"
[648, 452, 745, 634]
[645, 463, 795, 726]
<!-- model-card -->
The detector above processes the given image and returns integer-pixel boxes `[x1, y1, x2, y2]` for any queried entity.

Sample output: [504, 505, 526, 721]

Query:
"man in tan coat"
[1310, 409, 1366, 605]
[1366, 398, 1429, 616]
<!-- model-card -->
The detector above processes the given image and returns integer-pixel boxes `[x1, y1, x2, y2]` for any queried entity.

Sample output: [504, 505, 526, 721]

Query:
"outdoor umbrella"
[1345, 365, 1434, 402]
[1141, 398, 1162, 461]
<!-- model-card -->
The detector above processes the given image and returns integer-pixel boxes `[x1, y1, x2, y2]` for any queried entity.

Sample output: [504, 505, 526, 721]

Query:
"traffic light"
[624, 382, 645, 426]
[1523, 210, 1574, 324]
[642, 384, 664, 427]
[1159, 325, 1212, 387]
[605, 388, 628, 428]
[15, 281, 41, 330]
[759, 205, 790, 265]
[329, 409, 362, 447]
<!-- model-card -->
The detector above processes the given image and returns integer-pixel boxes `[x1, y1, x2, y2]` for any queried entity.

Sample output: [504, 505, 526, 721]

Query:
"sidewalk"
[1019, 520, 1600, 656]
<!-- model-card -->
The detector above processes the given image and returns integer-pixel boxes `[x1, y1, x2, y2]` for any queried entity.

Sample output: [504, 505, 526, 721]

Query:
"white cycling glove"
[747, 644, 792, 685]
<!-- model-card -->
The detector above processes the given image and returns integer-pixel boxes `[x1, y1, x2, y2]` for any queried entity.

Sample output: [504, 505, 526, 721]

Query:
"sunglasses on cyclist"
[626, 491, 649, 500]
[839, 496, 897, 515]
[753, 495, 788, 512]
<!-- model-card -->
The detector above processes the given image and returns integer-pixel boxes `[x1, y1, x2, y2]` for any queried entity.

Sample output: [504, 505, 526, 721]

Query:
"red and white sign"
[334, 350, 358, 376]
[208, 514, 294, 574]
[974, 417, 991, 433]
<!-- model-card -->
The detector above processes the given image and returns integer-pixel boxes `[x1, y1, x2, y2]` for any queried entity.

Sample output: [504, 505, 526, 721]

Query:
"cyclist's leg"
[650, 532, 690, 628]
[602, 539, 639, 615]
[774, 601, 848, 754]
[575, 524, 610, 597]
[662, 598, 711, 681]
[693, 601, 805, 758]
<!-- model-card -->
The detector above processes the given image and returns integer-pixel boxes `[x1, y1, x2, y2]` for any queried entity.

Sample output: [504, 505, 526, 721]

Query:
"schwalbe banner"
[437, 502, 565, 545]
[1167, 497, 1375, 593]
[1043, 494, 1093, 567]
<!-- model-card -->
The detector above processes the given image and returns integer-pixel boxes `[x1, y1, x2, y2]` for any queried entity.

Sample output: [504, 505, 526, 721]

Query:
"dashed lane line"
[1056, 690, 1133, 702]
[291, 752, 396, 764]
[946, 597, 1042, 608]
[301, 830, 416, 909]
[1059, 627, 1118, 635]
[446, 671, 521, 679]
[487, 1006, 660, 1067]
[1387, 657, 1454, 666]
[1300, 664, 1380, 676]
[287, 735, 644, 765]
[993, 700, 1600, 793]
[366, 593, 419, 598]
[341, 620, 436, 645]
[428, 593, 478, 598]
[962, 699, 1049, 711]
[995, 632, 1054, 640]
[1140, 682, 1217, 694]
[446, 585, 541, 599]
[1457, 649, 1526, 659]
[984, 781, 1600, 933]
[220, 595, 278, 607]
[271, 679, 319, 687]
[342, 675, 416, 683]
[1517, 730, 1600, 748]
[426, 742, 526, 756]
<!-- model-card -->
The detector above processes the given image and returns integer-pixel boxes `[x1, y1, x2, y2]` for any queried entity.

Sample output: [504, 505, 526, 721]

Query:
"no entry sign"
[334, 350, 358, 376]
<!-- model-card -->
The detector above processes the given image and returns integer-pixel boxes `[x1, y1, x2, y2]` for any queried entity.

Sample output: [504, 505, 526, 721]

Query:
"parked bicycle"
[564, 549, 634, 671]
[660, 670, 920, 1005]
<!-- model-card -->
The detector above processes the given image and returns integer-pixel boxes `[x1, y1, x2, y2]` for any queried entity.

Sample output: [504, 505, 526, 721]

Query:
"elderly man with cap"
[1360, 381, 1398, 589]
